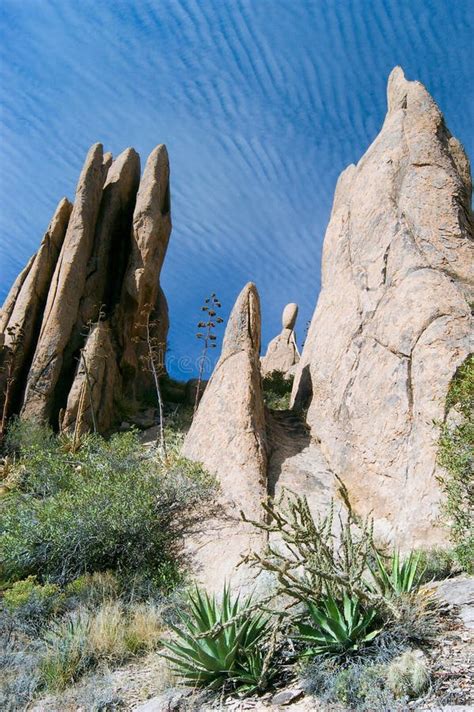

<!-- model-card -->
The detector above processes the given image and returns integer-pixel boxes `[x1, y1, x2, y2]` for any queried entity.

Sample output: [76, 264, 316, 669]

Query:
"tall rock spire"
[117, 144, 171, 399]
[182, 282, 267, 591]
[292, 67, 473, 548]
[22, 143, 107, 423]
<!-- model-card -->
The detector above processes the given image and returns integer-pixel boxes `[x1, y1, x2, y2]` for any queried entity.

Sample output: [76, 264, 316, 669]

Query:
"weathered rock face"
[78, 148, 141, 330]
[292, 67, 473, 548]
[0, 255, 36, 333]
[261, 302, 300, 377]
[1, 199, 73, 418]
[60, 321, 119, 435]
[1, 142, 172, 434]
[182, 283, 267, 591]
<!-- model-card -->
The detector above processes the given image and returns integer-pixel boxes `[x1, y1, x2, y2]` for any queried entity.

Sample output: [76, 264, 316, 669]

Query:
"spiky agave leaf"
[296, 594, 380, 656]
[368, 550, 424, 596]
[161, 584, 271, 689]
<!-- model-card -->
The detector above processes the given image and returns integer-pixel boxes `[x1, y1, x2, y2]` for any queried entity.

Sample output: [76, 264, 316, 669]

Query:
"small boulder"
[261, 303, 300, 378]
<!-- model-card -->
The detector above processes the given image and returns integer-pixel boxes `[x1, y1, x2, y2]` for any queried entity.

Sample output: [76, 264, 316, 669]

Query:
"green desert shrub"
[64, 571, 120, 607]
[262, 370, 294, 410]
[0, 423, 214, 586]
[437, 354, 474, 573]
[3, 576, 64, 619]
[417, 547, 458, 583]
[162, 585, 275, 694]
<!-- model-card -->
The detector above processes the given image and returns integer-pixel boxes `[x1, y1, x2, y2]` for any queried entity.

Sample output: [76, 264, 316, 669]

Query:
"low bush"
[302, 657, 401, 711]
[417, 547, 459, 583]
[0, 423, 214, 586]
[3, 575, 64, 621]
[262, 371, 294, 410]
[64, 571, 120, 607]
[437, 354, 474, 573]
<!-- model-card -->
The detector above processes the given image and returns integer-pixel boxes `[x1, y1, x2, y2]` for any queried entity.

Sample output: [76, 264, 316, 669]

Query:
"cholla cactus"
[194, 293, 223, 413]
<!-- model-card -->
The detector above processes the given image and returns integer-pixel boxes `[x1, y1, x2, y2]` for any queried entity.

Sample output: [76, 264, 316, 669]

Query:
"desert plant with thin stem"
[139, 307, 166, 455]
[194, 293, 223, 413]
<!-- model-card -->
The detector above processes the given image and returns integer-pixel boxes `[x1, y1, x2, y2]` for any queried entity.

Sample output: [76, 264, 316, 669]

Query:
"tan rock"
[292, 67, 473, 549]
[1, 198, 72, 416]
[261, 303, 300, 377]
[182, 282, 267, 591]
[23, 143, 108, 423]
[282, 302, 298, 330]
[0, 254, 35, 333]
[78, 148, 140, 328]
[61, 320, 119, 435]
[117, 144, 172, 396]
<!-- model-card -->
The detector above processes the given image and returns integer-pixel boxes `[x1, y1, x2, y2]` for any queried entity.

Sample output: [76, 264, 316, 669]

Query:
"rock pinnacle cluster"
[0, 143, 171, 434]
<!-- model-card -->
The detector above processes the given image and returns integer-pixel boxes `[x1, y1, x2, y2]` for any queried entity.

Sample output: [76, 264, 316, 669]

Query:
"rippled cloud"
[0, 0, 472, 376]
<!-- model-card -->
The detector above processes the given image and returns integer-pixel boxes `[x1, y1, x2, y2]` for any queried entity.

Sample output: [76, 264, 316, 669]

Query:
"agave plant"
[296, 593, 380, 656]
[368, 550, 424, 596]
[161, 585, 271, 690]
[230, 647, 279, 695]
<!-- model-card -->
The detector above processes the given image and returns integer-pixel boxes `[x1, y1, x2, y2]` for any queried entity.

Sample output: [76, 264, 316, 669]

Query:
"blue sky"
[0, 0, 472, 378]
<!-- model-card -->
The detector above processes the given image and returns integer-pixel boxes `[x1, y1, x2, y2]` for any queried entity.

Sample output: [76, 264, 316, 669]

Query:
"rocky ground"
[29, 576, 473, 712]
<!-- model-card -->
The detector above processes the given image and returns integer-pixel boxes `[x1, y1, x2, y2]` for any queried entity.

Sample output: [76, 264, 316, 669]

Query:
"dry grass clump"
[125, 603, 164, 654]
[40, 601, 164, 691]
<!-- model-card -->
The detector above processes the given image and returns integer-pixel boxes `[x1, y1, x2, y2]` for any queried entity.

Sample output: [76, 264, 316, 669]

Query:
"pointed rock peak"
[56, 196, 73, 213]
[387, 66, 409, 112]
[104, 147, 140, 187]
[86, 142, 104, 162]
[222, 282, 261, 358]
[387, 66, 439, 118]
[136, 144, 170, 214]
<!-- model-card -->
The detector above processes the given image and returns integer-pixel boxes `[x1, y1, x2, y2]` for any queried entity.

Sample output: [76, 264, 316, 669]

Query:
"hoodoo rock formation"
[183, 68, 472, 572]
[0, 142, 171, 433]
[261, 302, 300, 377]
[292, 67, 473, 548]
[183, 282, 267, 521]
[182, 283, 268, 592]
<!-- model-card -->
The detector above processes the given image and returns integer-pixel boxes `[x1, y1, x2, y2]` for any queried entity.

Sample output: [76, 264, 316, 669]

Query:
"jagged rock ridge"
[0, 142, 172, 434]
